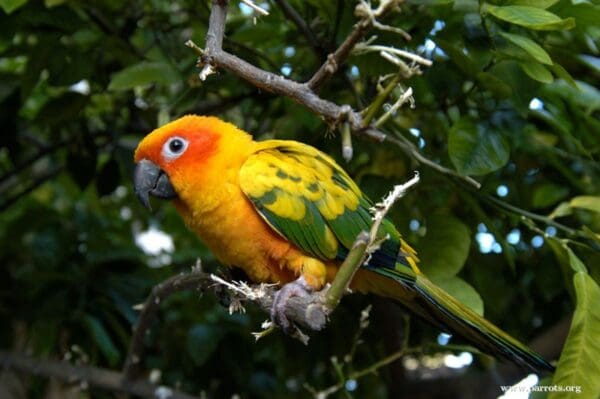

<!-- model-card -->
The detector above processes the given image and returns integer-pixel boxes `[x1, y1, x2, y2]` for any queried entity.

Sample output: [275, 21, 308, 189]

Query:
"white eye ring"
[162, 136, 188, 161]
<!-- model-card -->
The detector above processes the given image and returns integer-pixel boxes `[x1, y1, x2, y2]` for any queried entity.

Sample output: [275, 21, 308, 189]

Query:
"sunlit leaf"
[567, 248, 587, 274]
[550, 196, 600, 218]
[550, 273, 600, 399]
[499, 32, 553, 65]
[570, 196, 600, 214]
[483, 4, 576, 30]
[506, 0, 558, 7]
[519, 61, 554, 83]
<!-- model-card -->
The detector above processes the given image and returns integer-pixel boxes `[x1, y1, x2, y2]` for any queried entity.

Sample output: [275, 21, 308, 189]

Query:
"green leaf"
[82, 315, 120, 366]
[186, 324, 224, 366]
[499, 32, 553, 65]
[506, 0, 559, 8]
[531, 183, 569, 209]
[0, 0, 28, 13]
[432, 276, 484, 316]
[417, 215, 471, 280]
[519, 61, 554, 83]
[482, 4, 576, 30]
[550, 196, 600, 218]
[567, 248, 588, 273]
[570, 196, 600, 214]
[108, 62, 179, 91]
[549, 273, 600, 399]
[531, 376, 553, 399]
[448, 117, 510, 175]
[551, 63, 577, 88]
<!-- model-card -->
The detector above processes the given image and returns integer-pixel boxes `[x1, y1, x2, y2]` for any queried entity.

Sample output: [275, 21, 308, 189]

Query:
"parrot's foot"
[271, 276, 312, 332]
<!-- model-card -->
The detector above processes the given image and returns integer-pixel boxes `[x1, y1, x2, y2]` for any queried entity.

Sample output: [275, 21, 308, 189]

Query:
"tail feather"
[361, 266, 554, 373]
[415, 276, 554, 372]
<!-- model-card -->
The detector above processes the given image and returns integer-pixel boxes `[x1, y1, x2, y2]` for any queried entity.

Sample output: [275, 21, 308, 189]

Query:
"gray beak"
[133, 159, 177, 211]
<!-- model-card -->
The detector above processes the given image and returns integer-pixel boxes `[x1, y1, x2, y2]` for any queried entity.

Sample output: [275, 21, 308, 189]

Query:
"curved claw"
[271, 276, 313, 332]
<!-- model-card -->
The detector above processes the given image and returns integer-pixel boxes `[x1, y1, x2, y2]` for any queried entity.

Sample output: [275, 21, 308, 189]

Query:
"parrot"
[133, 114, 553, 373]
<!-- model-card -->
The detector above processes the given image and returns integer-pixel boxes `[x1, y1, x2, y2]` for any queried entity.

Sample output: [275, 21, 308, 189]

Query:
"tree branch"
[187, 0, 482, 189]
[0, 351, 199, 399]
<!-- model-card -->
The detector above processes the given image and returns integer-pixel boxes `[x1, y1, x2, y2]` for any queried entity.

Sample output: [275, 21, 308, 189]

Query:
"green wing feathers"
[240, 140, 553, 373]
[240, 140, 408, 268]
[240, 140, 376, 261]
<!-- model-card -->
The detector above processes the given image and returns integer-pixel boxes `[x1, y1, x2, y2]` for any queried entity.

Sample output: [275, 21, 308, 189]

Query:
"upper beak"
[133, 159, 177, 211]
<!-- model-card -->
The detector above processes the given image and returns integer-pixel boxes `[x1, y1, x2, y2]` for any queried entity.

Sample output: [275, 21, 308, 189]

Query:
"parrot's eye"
[162, 136, 188, 161]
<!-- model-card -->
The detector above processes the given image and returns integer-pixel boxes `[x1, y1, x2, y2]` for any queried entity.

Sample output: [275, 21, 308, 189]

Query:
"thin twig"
[307, 0, 401, 91]
[353, 43, 432, 67]
[369, 172, 420, 243]
[240, 0, 269, 16]
[310, 349, 405, 399]
[189, 0, 483, 192]
[375, 86, 414, 128]
[362, 73, 401, 126]
[385, 133, 482, 189]
[480, 192, 585, 239]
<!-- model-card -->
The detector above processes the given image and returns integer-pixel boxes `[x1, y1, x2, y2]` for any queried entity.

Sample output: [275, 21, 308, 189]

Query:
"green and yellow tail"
[361, 266, 554, 373]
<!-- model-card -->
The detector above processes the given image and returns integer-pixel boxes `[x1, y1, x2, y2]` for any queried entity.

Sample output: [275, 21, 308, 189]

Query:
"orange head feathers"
[133, 115, 254, 210]
[134, 115, 224, 175]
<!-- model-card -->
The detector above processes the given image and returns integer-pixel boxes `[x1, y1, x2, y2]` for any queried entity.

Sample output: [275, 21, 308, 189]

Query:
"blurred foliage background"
[0, 0, 599, 398]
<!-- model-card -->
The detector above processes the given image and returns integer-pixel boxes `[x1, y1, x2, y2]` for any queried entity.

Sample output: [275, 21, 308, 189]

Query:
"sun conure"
[133, 115, 553, 373]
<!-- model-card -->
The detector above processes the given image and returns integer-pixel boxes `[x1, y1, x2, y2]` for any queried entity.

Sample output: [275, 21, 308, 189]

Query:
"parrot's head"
[133, 114, 245, 210]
